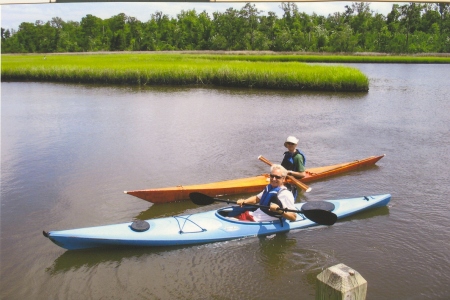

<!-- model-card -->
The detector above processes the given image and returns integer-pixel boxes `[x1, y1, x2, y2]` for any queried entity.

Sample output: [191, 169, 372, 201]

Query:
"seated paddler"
[281, 135, 306, 199]
[235, 164, 297, 222]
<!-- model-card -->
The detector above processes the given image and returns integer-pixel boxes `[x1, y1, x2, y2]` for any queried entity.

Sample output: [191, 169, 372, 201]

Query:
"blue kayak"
[44, 194, 390, 250]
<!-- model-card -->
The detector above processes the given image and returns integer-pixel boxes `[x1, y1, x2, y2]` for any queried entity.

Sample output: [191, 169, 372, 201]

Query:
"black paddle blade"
[189, 192, 215, 206]
[302, 209, 337, 226]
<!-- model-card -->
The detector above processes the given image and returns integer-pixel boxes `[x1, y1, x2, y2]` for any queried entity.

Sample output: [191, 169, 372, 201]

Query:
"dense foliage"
[2, 2, 450, 54]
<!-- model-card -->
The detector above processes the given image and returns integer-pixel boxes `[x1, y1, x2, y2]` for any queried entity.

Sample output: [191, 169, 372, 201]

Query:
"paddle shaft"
[189, 192, 337, 226]
[258, 155, 312, 193]
[209, 197, 302, 214]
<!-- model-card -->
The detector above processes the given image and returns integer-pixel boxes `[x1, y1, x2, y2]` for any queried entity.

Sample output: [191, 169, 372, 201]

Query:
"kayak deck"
[125, 155, 385, 204]
[45, 194, 391, 250]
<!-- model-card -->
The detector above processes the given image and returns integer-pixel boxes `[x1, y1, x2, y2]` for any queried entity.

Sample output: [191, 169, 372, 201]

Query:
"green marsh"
[1, 53, 370, 92]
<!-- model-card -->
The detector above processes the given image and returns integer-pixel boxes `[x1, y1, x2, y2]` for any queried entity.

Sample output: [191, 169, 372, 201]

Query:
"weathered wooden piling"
[316, 263, 367, 300]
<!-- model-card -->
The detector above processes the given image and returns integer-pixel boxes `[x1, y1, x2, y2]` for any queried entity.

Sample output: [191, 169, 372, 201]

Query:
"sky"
[1, 1, 399, 31]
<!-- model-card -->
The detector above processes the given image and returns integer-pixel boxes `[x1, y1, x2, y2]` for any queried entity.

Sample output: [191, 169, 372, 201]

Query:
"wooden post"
[316, 263, 367, 300]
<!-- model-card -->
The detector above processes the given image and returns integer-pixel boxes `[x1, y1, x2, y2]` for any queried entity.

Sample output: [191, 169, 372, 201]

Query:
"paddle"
[258, 155, 312, 193]
[189, 192, 337, 226]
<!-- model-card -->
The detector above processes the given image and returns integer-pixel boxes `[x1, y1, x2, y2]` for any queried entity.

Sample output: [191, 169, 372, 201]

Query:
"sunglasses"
[269, 174, 284, 180]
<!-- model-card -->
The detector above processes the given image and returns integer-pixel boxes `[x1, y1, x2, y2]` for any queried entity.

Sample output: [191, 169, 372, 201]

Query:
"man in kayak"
[281, 136, 306, 198]
[235, 164, 297, 222]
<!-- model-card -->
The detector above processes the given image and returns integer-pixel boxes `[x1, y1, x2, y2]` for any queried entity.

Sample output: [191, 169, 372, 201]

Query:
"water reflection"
[256, 234, 297, 275]
[341, 206, 390, 222]
[46, 245, 193, 275]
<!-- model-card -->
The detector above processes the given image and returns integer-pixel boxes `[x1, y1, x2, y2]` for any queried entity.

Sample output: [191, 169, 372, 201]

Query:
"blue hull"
[45, 194, 390, 250]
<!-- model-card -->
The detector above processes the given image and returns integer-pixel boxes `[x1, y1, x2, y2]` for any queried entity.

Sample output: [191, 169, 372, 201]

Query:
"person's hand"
[270, 203, 282, 213]
[237, 199, 245, 207]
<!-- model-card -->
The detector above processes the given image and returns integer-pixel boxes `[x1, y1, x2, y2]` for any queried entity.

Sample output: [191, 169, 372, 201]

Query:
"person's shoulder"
[294, 152, 304, 162]
[279, 187, 294, 197]
[278, 188, 295, 205]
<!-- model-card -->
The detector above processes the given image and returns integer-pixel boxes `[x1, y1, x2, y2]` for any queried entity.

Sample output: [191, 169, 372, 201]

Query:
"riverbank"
[5, 50, 450, 62]
[1, 53, 372, 92]
[167, 51, 450, 63]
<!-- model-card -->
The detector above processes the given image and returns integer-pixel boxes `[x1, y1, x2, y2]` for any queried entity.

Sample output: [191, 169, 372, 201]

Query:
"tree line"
[2, 2, 449, 54]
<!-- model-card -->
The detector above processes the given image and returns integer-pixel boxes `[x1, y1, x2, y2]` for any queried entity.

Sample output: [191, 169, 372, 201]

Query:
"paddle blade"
[302, 209, 337, 226]
[189, 192, 215, 206]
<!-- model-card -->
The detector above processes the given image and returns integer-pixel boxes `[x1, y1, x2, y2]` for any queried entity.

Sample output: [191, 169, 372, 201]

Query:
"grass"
[190, 53, 450, 64]
[1, 53, 371, 92]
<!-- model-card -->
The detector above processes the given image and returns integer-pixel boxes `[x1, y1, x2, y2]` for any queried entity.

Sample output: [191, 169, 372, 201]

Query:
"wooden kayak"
[124, 155, 385, 204]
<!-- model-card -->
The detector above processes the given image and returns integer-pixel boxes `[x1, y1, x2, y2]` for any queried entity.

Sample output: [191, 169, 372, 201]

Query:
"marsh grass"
[192, 53, 450, 64]
[1, 53, 370, 92]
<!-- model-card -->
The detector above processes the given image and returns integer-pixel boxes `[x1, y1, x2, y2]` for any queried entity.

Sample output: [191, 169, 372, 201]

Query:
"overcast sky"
[1, 2, 398, 31]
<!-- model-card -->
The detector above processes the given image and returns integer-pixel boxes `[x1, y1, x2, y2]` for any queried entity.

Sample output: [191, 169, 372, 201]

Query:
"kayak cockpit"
[215, 206, 307, 224]
[216, 206, 257, 218]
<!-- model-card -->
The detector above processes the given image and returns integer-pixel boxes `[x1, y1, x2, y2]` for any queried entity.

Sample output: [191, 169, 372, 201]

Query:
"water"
[1, 64, 449, 299]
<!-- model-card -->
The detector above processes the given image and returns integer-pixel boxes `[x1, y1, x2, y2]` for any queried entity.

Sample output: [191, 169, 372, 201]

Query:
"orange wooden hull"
[125, 155, 384, 204]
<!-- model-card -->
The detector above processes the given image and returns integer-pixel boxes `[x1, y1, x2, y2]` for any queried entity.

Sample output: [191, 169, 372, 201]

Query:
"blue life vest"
[260, 184, 284, 217]
[281, 149, 306, 171]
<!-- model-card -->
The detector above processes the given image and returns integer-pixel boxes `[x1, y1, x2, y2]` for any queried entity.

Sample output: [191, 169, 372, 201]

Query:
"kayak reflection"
[46, 244, 194, 275]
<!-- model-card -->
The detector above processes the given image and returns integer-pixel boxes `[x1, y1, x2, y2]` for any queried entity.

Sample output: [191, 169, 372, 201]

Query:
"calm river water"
[1, 64, 449, 299]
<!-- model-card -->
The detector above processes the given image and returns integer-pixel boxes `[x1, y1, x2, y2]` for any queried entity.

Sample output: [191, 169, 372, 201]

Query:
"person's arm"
[287, 170, 305, 178]
[289, 154, 306, 178]
[237, 195, 259, 206]
[270, 190, 297, 221]
[269, 203, 297, 221]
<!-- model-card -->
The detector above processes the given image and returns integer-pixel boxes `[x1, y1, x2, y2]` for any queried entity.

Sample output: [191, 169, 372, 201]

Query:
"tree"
[314, 24, 329, 51]
[126, 16, 144, 50]
[436, 3, 450, 52]
[1, 28, 23, 53]
[1, 27, 11, 40]
[211, 8, 241, 50]
[258, 11, 277, 50]
[345, 2, 373, 50]
[176, 9, 205, 50]
[239, 3, 263, 50]
[328, 24, 357, 52]
[80, 14, 103, 51]
[399, 2, 423, 52]
[370, 13, 388, 52]
[197, 11, 213, 50]
[146, 12, 176, 50]
[280, 2, 298, 28]
[16, 22, 39, 52]
[141, 12, 161, 50]
[106, 13, 128, 51]
[35, 21, 57, 52]
[387, 4, 401, 33]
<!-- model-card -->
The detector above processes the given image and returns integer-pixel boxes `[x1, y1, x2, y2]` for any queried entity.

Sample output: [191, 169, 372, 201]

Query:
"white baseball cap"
[284, 136, 299, 148]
